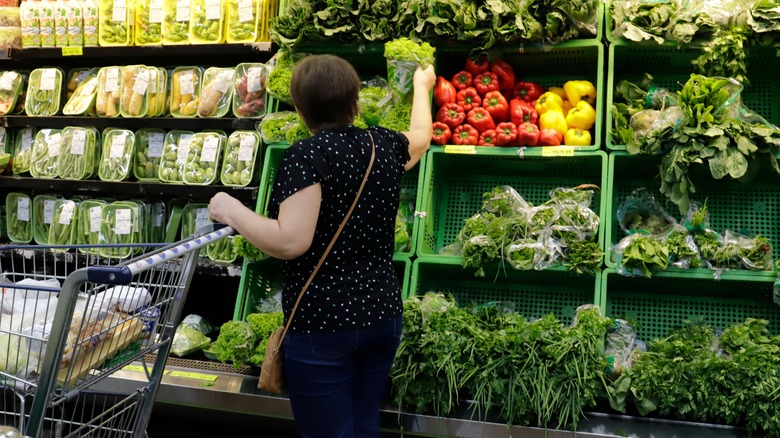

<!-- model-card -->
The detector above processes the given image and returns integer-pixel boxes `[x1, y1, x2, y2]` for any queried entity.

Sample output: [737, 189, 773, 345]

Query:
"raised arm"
[402, 64, 436, 171]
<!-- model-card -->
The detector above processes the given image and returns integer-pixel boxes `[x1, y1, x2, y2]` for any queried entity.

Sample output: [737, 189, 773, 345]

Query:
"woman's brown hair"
[290, 55, 361, 132]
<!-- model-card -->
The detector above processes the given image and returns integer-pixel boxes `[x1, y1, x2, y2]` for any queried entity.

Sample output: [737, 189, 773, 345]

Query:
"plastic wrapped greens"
[616, 188, 676, 236]
[359, 77, 393, 126]
[615, 233, 669, 278]
[665, 224, 701, 269]
[171, 314, 213, 357]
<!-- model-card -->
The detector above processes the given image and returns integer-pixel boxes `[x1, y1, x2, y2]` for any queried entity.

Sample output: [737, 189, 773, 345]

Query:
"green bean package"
[150, 200, 166, 242]
[76, 199, 106, 254]
[99, 202, 136, 258]
[183, 131, 223, 185]
[207, 235, 236, 262]
[30, 129, 63, 178]
[48, 199, 79, 248]
[33, 194, 60, 245]
[159, 130, 194, 184]
[197, 67, 235, 118]
[6, 192, 33, 243]
[58, 126, 97, 180]
[12, 127, 36, 175]
[180, 202, 210, 239]
[99, 128, 135, 181]
[0, 71, 24, 116]
[134, 128, 166, 181]
[25, 68, 63, 116]
[126, 199, 149, 248]
[221, 130, 260, 187]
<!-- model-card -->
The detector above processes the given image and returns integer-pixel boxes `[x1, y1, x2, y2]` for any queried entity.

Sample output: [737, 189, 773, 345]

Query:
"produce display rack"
[0, 115, 257, 131]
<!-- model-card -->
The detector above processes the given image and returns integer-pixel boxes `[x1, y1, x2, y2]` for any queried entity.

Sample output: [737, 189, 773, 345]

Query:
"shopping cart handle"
[86, 265, 133, 285]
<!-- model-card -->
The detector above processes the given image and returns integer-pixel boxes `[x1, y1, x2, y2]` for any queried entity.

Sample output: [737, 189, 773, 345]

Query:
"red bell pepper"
[479, 129, 497, 146]
[456, 87, 481, 112]
[435, 103, 466, 130]
[467, 107, 496, 133]
[465, 55, 490, 76]
[482, 91, 509, 123]
[490, 60, 516, 92]
[452, 124, 479, 145]
[510, 99, 538, 126]
[434, 76, 457, 107]
[538, 128, 563, 146]
[496, 122, 518, 146]
[513, 82, 545, 103]
[451, 71, 473, 90]
[517, 122, 540, 147]
[431, 122, 452, 145]
[474, 72, 499, 96]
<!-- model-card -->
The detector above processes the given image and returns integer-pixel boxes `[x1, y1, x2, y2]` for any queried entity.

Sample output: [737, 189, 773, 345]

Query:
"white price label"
[149, 0, 164, 23]
[89, 206, 102, 233]
[195, 208, 211, 231]
[201, 136, 219, 162]
[71, 129, 86, 155]
[0, 71, 18, 91]
[148, 69, 158, 93]
[48, 133, 62, 158]
[21, 130, 32, 151]
[17, 197, 30, 222]
[112, 0, 127, 22]
[238, 0, 253, 22]
[40, 69, 57, 91]
[205, 0, 221, 20]
[148, 133, 164, 157]
[115, 208, 132, 235]
[177, 134, 192, 159]
[58, 201, 75, 225]
[176, 0, 190, 22]
[213, 70, 232, 93]
[43, 200, 55, 225]
[110, 133, 127, 159]
[105, 68, 120, 93]
[247, 67, 263, 93]
[132, 69, 150, 95]
[238, 134, 254, 161]
[179, 71, 195, 95]
[0, 127, 5, 147]
[80, 79, 97, 96]
[153, 203, 164, 226]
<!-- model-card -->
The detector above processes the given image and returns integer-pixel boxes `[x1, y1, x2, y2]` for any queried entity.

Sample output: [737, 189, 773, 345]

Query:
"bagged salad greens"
[359, 77, 392, 126]
[258, 111, 297, 144]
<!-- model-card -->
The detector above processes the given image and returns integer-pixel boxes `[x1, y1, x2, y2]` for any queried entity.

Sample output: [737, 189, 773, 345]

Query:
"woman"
[208, 55, 435, 437]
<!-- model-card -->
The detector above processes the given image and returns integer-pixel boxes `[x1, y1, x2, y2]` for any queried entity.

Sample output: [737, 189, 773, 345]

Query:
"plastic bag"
[527, 205, 558, 235]
[665, 224, 701, 269]
[717, 230, 773, 271]
[258, 111, 298, 144]
[171, 314, 212, 357]
[627, 106, 687, 155]
[180, 314, 215, 334]
[461, 234, 500, 277]
[359, 77, 393, 126]
[616, 188, 677, 236]
[682, 200, 710, 233]
[551, 203, 600, 244]
[94, 286, 152, 313]
[615, 233, 669, 278]
[395, 189, 415, 252]
[481, 186, 530, 217]
[604, 319, 641, 379]
[549, 186, 596, 208]
[504, 231, 561, 271]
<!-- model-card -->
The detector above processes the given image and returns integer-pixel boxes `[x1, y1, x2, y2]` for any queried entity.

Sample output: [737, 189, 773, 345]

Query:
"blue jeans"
[283, 315, 402, 438]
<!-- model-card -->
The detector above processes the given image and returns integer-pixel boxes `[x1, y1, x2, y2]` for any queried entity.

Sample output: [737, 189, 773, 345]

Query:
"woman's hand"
[414, 64, 436, 92]
[208, 192, 244, 227]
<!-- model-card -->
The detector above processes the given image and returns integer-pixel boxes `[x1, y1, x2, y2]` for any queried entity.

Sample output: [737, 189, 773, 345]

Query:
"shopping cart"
[0, 226, 234, 438]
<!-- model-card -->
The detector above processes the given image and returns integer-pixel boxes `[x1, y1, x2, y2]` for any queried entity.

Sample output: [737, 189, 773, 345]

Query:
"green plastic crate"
[606, 42, 780, 150]
[234, 257, 412, 319]
[416, 148, 608, 263]
[605, 152, 780, 275]
[255, 144, 426, 259]
[600, 268, 780, 341]
[434, 39, 604, 151]
[411, 257, 600, 325]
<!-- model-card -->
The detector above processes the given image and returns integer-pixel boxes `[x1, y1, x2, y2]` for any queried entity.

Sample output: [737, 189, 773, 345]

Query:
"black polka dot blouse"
[268, 125, 410, 333]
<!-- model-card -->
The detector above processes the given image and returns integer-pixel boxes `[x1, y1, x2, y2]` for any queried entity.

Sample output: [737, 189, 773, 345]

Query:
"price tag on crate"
[444, 145, 476, 155]
[541, 147, 575, 157]
[17, 197, 30, 222]
[89, 206, 102, 233]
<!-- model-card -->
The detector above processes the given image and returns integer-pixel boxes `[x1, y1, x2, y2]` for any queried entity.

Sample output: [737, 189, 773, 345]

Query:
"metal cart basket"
[0, 226, 234, 437]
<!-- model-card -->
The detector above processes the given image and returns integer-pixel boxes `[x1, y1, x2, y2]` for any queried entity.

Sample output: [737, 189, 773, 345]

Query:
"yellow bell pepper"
[563, 80, 596, 105]
[564, 128, 592, 146]
[535, 92, 563, 115]
[566, 101, 596, 130]
[561, 100, 573, 115]
[539, 109, 567, 136]
[548, 86, 567, 101]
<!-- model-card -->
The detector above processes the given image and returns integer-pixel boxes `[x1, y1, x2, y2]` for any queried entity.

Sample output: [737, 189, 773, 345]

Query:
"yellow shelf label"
[122, 364, 146, 373]
[61, 46, 83, 56]
[444, 145, 476, 155]
[168, 370, 219, 382]
[541, 147, 575, 157]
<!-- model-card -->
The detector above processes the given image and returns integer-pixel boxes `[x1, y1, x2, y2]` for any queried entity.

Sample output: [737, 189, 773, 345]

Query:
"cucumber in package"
[99, 128, 135, 181]
[183, 131, 222, 185]
[221, 130, 260, 187]
[30, 128, 62, 178]
[159, 129, 194, 184]
[6, 192, 33, 243]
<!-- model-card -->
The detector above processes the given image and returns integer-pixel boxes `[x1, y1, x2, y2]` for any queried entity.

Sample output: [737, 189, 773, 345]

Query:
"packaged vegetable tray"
[170, 67, 201, 118]
[134, 0, 163, 45]
[65, 68, 90, 101]
[48, 198, 78, 247]
[180, 202, 210, 238]
[197, 67, 235, 118]
[207, 235, 237, 262]
[146, 68, 167, 116]
[120, 65, 152, 118]
[189, 0, 224, 44]
[63, 70, 99, 115]
[183, 131, 223, 185]
[58, 126, 98, 180]
[232, 62, 266, 118]
[150, 200, 166, 242]
[0, 71, 23, 116]
[158, 130, 193, 184]
[0, 126, 10, 154]
[95, 66, 123, 117]
[75, 198, 106, 254]
[33, 194, 59, 245]
[161, 0, 190, 45]
[164, 199, 184, 242]
[11, 126, 35, 175]
[99, 128, 135, 181]
[225, 0, 258, 43]
[25, 68, 63, 116]
[98, 0, 132, 46]
[99, 201, 136, 258]
[6, 192, 33, 243]
[125, 199, 148, 249]
[30, 128, 62, 178]
[221, 130, 260, 187]
[133, 127, 166, 181]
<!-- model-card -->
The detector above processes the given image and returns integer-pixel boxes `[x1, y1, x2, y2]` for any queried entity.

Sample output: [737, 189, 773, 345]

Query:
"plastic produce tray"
[605, 152, 780, 275]
[606, 42, 780, 150]
[256, 144, 426, 259]
[416, 148, 607, 261]
[234, 256, 411, 320]
[600, 268, 780, 341]
[410, 257, 599, 325]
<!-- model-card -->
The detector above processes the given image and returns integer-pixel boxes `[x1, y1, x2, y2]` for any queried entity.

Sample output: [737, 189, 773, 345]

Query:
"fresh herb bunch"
[619, 234, 669, 278]
[564, 240, 604, 274]
[694, 230, 721, 263]
[693, 26, 751, 86]
[666, 228, 701, 267]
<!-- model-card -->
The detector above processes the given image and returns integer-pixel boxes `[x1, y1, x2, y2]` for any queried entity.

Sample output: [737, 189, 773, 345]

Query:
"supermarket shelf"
[2, 42, 273, 61]
[0, 115, 258, 131]
[0, 176, 258, 202]
[195, 260, 244, 278]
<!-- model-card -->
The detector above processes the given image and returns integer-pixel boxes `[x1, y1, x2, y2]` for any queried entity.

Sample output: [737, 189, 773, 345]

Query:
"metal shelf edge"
[6, 43, 272, 60]
[0, 115, 258, 131]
